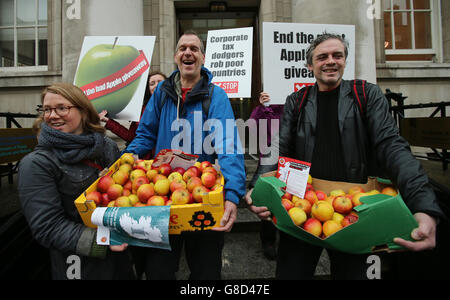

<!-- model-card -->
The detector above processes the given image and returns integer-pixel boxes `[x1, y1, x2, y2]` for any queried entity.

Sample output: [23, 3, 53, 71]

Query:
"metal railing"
[0, 112, 38, 185]
[385, 90, 450, 171]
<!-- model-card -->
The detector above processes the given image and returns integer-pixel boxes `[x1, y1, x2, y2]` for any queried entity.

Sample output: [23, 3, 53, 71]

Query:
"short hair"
[176, 30, 205, 54]
[305, 32, 349, 66]
[34, 82, 105, 134]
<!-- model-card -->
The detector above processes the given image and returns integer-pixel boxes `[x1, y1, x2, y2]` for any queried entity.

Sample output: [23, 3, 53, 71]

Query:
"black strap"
[352, 79, 367, 116]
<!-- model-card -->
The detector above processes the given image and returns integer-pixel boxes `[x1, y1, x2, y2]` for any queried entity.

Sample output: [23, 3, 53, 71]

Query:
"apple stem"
[113, 37, 118, 49]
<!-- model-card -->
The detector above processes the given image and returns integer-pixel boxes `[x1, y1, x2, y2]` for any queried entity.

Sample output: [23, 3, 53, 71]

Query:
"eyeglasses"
[37, 105, 78, 117]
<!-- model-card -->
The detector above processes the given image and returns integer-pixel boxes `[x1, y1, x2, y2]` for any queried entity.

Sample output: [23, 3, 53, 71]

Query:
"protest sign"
[205, 27, 253, 98]
[74, 36, 155, 121]
[262, 22, 355, 105]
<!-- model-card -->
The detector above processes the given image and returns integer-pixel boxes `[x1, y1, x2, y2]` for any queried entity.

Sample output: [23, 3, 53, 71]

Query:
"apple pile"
[85, 153, 223, 207]
[281, 176, 398, 239]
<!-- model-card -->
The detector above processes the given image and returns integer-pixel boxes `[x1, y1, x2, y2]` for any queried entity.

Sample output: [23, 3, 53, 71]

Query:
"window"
[383, 0, 438, 61]
[0, 0, 48, 68]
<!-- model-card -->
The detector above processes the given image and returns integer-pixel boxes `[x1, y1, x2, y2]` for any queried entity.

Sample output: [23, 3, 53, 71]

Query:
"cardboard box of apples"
[75, 149, 224, 234]
[251, 166, 419, 254]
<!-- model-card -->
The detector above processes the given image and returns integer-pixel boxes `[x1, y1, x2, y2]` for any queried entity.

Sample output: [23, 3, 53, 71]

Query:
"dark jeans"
[276, 230, 379, 280]
[136, 231, 224, 280]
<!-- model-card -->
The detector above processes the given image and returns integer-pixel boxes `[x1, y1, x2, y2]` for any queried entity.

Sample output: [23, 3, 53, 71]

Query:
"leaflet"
[91, 206, 171, 250]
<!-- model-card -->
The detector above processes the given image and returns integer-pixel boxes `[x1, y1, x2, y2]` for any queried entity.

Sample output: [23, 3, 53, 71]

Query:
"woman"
[99, 71, 167, 151]
[248, 92, 284, 261]
[18, 83, 134, 280]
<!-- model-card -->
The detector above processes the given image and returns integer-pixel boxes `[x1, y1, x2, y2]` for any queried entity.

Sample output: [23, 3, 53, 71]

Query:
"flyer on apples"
[204, 27, 253, 98]
[74, 36, 156, 122]
[276, 157, 311, 199]
[262, 22, 355, 105]
[92, 206, 171, 250]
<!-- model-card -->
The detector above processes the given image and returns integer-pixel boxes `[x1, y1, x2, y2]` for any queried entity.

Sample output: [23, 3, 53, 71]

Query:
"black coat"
[256, 80, 443, 219]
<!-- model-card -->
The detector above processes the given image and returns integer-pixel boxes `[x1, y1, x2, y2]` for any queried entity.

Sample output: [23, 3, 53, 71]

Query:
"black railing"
[0, 112, 38, 185]
[385, 90, 450, 170]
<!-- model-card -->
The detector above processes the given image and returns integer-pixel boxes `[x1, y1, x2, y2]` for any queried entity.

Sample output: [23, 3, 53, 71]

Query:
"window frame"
[0, 0, 50, 72]
[383, 0, 442, 61]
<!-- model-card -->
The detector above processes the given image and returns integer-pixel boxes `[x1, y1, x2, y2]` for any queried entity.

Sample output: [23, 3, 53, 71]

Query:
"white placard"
[205, 27, 253, 98]
[262, 22, 355, 105]
[74, 36, 156, 121]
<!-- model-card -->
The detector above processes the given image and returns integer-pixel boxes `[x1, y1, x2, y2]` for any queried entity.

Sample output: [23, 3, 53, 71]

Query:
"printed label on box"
[277, 157, 311, 198]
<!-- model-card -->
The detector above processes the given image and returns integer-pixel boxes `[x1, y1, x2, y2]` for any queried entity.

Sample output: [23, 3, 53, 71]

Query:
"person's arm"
[207, 87, 246, 232]
[365, 83, 444, 251]
[18, 153, 106, 257]
[104, 119, 138, 143]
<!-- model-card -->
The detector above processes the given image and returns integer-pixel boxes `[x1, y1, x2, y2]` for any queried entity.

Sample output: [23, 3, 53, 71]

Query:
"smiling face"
[174, 34, 205, 86]
[42, 92, 83, 135]
[307, 38, 347, 91]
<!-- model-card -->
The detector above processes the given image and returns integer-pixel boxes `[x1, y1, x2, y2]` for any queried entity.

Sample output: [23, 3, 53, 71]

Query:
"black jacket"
[257, 80, 443, 218]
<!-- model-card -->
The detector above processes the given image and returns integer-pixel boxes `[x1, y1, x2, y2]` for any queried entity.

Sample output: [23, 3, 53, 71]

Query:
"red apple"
[294, 198, 312, 215]
[152, 174, 167, 184]
[170, 178, 187, 193]
[172, 167, 185, 175]
[112, 170, 129, 186]
[137, 183, 155, 203]
[130, 169, 146, 183]
[146, 169, 158, 182]
[147, 195, 165, 206]
[100, 193, 110, 206]
[201, 172, 216, 188]
[158, 163, 172, 177]
[132, 176, 150, 194]
[123, 180, 132, 191]
[168, 171, 183, 183]
[315, 190, 327, 201]
[116, 196, 131, 207]
[86, 191, 101, 205]
[333, 196, 353, 215]
[186, 177, 202, 192]
[282, 192, 293, 201]
[107, 184, 123, 200]
[303, 218, 322, 237]
[341, 212, 359, 227]
[202, 166, 217, 177]
[200, 161, 212, 172]
[133, 159, 147, 171]
[281, 199, 295, 211]
[192, 185, 210, 203]
[186, 166, 200, 178]
[304, 190, 319, 206]
[171, 188, 191, 205]
[348, 186, 365, 195]
[97, 175, 114, 193]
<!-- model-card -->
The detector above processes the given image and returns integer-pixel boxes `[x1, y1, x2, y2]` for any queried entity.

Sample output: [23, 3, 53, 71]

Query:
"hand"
[99, 110, 109, 122]
[109, 243, 128, 252]
[212, 200, 237, 232]
[259, 92, 271, 105]
[393, 212, 437, 251]
[245, 188, 272, 221]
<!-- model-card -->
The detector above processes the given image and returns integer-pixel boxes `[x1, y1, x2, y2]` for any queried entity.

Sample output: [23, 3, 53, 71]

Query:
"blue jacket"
[126, 67, 246, 205]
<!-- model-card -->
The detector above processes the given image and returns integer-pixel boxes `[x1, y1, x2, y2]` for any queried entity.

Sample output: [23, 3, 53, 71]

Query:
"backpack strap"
[295, 85, 311, 118]
[352, 79, 367, 116]
[202, 83, 214, 118]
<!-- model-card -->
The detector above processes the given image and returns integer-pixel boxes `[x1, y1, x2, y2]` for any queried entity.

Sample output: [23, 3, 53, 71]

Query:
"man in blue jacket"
[125, 30, 246, 279]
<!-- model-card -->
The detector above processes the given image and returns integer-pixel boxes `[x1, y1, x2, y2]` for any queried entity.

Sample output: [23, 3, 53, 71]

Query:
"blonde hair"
[33, 82, 105, 135]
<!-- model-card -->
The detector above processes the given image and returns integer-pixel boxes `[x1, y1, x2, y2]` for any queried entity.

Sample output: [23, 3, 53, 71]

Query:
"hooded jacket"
[277, 80, 443, 218]
[126, 67, 246, 205]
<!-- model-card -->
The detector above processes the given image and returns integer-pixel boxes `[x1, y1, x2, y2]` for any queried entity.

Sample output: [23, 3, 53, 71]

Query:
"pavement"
[1, 152, 449, 280]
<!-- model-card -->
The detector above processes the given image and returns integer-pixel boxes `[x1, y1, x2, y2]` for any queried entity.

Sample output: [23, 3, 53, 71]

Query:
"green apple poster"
[74, 36, 156, 121]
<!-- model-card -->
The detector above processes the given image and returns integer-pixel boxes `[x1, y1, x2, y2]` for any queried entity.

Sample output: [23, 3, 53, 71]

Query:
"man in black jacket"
[246, 33, 444, 279]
